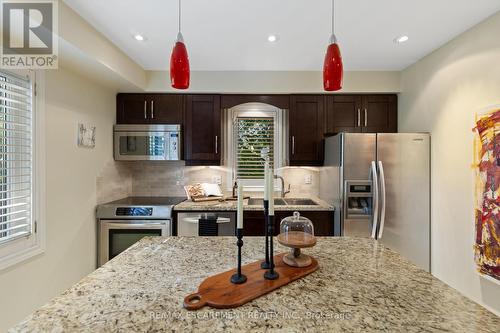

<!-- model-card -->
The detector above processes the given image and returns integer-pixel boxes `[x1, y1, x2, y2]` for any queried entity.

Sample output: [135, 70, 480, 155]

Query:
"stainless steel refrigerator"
[319, 133, 431, 272]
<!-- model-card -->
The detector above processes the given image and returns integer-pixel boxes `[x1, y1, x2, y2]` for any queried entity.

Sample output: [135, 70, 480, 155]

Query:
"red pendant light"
[170, 0, 190, 89]
[323, 0, 343, 91]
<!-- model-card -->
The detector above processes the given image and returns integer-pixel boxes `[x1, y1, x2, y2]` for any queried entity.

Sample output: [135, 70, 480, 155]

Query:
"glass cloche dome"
[279, 212, 315, 244]
[278, 212, 316, 267]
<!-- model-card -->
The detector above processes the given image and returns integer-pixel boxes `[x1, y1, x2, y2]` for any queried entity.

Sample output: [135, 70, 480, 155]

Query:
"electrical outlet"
[212, 175, 222, 185]
[304, 174, 312, 185]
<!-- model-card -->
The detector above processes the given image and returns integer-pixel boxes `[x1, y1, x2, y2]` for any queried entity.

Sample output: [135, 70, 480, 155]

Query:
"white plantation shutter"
[0, 71, 33, 244]
[236, 117, 274, 179]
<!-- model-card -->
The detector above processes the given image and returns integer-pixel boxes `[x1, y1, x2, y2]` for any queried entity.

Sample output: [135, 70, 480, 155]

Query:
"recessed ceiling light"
[134, 34, 145, 41]
[394, 35, 409, 44]
[267, 34, 278, 42]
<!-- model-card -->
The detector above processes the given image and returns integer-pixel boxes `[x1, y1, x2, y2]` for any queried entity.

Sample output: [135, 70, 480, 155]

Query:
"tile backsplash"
[96, 161, 320, 203]
[96, 162, 132, 204]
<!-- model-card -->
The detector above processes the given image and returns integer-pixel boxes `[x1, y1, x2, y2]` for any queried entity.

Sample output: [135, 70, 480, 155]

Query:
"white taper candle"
[237, 181, 244, 229]
[268, 170, 274, 216]
[264, 160, 269, 201]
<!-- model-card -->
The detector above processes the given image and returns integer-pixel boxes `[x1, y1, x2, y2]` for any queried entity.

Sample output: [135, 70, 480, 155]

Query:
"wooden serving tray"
[183, 253, 319, 310]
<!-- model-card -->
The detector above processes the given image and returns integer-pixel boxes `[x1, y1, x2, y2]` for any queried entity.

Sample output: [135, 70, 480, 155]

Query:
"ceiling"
[63, 0, 500, 71]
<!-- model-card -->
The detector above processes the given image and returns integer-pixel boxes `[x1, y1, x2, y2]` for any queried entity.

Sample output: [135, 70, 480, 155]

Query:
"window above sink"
[223, 102, 288, 192]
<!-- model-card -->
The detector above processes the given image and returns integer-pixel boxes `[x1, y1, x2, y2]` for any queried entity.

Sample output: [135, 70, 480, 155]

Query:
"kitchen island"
[10, 237, 500, 332]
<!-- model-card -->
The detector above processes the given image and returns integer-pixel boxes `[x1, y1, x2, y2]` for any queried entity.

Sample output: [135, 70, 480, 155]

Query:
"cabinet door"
[325, 95, 362, 134]
[362, 95, 397, 133]
[184, 95, 221, 165]
[243, 211, 266, 236]
[116, 94, 149, 124]
[289, 95, 324, 166]
[149, 94, 184, 124]
[275, 211, 334, 236]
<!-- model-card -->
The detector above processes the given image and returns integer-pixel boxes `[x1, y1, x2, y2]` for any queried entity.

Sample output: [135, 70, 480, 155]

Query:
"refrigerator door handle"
[370, 161, 379, 239]
[377, 161, 387, 239]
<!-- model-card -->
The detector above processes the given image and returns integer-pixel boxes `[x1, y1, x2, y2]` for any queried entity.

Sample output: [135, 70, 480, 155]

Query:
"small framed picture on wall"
[78, 123, 96, 148]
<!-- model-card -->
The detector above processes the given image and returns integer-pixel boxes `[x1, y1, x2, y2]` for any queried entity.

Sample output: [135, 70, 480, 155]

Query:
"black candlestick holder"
[231, 228, 247, 284]
[261, 200, 270, 269]
[264, 215, 279, 280]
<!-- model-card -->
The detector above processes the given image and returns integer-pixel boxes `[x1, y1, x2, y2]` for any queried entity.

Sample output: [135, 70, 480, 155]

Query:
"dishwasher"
[177, 212, 236, 236]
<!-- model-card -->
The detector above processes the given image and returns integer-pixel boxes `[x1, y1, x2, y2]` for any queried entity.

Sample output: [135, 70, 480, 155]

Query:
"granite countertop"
[174, 197, 334, 211]
[11, 237, 500, 332]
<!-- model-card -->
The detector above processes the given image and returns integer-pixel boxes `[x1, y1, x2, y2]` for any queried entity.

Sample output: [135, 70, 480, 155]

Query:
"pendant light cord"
[331, 0, 335, 35]
[178, 0, 181, 33]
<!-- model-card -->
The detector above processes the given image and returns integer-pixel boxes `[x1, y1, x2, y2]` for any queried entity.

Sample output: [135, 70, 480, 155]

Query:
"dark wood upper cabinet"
[148, 94, 184, 124]
[289, 95, 325, 166]
[116, 94, 149, 124]
[221, 95, 290, 109]
[325, 94, 397, 135]
[362, 95, 397, 133]
[116, 93, 397, 166]
[117, 94, 183, 125]
[184, 95, 221, 165]
[325, 95, 363, 134]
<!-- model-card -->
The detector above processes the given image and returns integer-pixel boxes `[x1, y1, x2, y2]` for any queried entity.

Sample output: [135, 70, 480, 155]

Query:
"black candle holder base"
[230, 273, 247, 284]
[264, 270, 279, 280]
[260, 261, 270, 269]
[231, 228, 246, 285]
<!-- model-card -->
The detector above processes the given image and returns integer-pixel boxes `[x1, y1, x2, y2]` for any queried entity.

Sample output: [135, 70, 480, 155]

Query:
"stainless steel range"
[96, 196, 185, 266]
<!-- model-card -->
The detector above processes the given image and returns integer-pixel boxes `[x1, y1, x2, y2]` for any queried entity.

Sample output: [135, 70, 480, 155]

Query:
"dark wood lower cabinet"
[242, 211, 267, 236]
[243, 210, 335, 237]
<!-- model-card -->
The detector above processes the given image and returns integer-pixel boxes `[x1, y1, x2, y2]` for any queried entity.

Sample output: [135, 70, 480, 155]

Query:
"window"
[0, 70, 43, 270]
[235, 117, 274, 179]
[224, 102, 286, 190]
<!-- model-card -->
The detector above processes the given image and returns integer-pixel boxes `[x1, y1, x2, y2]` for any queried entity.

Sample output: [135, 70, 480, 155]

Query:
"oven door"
[114, 130, 169, 160]
[98, 220, 170, 266]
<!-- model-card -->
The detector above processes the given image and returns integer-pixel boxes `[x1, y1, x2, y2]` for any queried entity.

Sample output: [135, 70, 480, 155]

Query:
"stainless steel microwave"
[114, 124, 181, 161]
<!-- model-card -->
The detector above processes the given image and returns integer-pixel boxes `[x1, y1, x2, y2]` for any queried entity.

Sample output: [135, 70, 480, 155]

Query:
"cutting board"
[183, 253, 319, 310]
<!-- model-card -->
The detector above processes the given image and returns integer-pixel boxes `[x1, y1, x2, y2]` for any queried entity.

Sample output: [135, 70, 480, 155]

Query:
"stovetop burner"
[96, 196, 186, 219]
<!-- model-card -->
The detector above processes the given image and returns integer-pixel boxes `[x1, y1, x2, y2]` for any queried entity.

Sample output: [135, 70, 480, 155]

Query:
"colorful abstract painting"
[473, 109, 500, 281]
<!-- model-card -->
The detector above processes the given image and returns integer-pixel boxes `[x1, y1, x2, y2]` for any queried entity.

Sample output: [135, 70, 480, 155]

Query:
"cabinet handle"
[291, 136, 295, 155]
[144, 101, 147, 119]
[151, 100, 154, 119]
[357, 109, 361, 127]
[364, 108, 368, 127]
[215, 136, 218, 154]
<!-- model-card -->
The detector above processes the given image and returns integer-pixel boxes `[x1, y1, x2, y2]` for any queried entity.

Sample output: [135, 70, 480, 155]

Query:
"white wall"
[147, 70, 401, 93]
[0, 67, 116, 331]
[399, 11, 500, 315]
[59, 1, 147, 90]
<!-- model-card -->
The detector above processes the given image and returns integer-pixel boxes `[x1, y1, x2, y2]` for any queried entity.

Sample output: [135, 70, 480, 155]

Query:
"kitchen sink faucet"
[274, 175, 291, 198]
